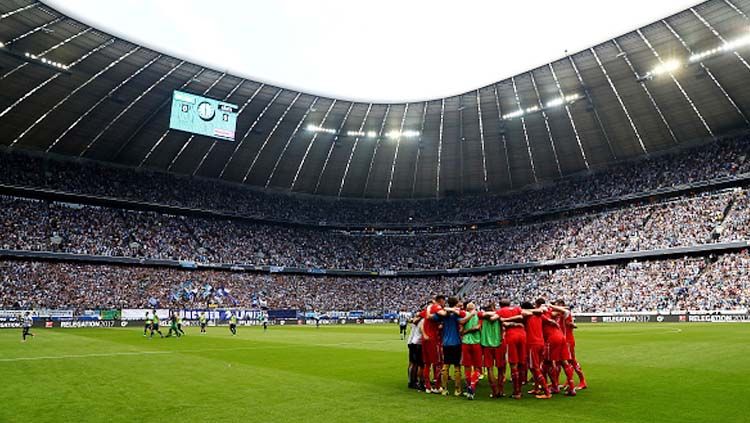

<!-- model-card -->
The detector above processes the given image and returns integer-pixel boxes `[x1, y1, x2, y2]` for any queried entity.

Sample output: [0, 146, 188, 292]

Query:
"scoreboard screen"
[169, 90, 238, 141]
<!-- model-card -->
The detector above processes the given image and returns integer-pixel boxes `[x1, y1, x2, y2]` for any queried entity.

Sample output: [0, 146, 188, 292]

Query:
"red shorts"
[548, 335, 571, 361]
[527, 343, 545, 369]
[482, 343, 507, 368]
[422, 339, 443, 365]
[504, 332, 526, 364]
[461, 344, 483, 368]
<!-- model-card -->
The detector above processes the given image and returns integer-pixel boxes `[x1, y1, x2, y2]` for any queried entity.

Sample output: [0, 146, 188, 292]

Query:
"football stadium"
[1, 0, 750, 421]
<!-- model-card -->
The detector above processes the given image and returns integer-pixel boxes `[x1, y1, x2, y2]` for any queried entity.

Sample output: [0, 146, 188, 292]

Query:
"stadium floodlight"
[689, 33, 750, 63]
[502, 109, 525, 119]
[307, 124, 337, 135]
[367, 131, 377, 138]
[385, 130, 420, 139]
[347, 130, 365, 137]
[546, 98, 564, 108]
[650, 59, 682, 76]
[0, 41, 4, 48]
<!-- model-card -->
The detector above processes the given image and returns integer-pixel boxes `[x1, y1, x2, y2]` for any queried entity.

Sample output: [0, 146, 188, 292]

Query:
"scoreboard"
[169, 90, 238, 141]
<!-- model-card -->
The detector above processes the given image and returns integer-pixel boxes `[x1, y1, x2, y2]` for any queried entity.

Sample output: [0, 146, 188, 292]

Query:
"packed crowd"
[468, 253, 750, 312]
[0, 132, 748, 225]
[0, 261, 462, 312]
[0, 189, 743, 269]
[1, 252, 747, 312]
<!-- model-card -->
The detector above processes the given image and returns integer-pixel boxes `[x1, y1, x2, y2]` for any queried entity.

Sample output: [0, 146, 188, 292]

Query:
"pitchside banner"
[178, 309, 265, 321]
[120, 309, 267, 321]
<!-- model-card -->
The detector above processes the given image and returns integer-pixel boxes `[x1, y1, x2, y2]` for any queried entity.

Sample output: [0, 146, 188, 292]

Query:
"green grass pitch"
[0, 323, 747, 422]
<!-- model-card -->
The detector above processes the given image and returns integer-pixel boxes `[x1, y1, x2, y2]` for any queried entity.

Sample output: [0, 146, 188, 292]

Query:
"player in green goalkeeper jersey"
[149, 311, 164, 339]
[229, 313, 238, 336]
[166, 312, 181, 338]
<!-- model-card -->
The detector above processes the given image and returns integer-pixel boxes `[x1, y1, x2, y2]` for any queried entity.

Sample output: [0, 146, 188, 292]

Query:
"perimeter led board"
[169, 90, 238, 141]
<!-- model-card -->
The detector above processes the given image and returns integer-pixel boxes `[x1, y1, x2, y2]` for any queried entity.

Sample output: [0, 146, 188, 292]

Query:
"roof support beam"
[314, 102, 354, 194]
[262, 96, 317, 187]
[637, 29, 714, 138]
[362, 105, 392, 196]
[2, 27, 91, 81]
[193, 83, 265, 176]
[529, 72, 563, 177]
[0, 2, 39, 21]
[386, 103, 409, 199]
[410, 103, 428, 198]
[567, 55, 617, 160]
[11, 43, 139, 149]
[549, 64, 590, 169]
[612, 39, 678, 145]
[290, 99, 337, 190]
[589, 48, 648, 154]
[0, 37, 110, 121]
[475, 90, 490, 191]
[436, 99, 445, 198]
[3, 16, 62, 45]
[47, 53, 162, 153]
[691, 7, 750, 80]
[218, 87, 280, 178]
[511, 76, 538, 184]
[238, 91, 298, 180]
[82, 60, 186, 157]
[492, 85, 514, 187]
[663, 19, 749, 126]
[167, 78, 245, 171]
[338, 104, 373, 197]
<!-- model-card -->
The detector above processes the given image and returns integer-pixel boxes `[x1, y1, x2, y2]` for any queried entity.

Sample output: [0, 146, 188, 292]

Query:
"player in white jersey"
[399, 312, 409, 340]
[407, 313, 424, 390]
[21, 311, 34, 342]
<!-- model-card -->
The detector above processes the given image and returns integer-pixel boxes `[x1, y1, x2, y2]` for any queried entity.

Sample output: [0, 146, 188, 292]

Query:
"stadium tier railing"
[1, 240, 747, 277]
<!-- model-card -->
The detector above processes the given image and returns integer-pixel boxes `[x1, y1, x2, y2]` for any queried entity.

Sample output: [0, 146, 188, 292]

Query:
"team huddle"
[405, 295, 587, 400]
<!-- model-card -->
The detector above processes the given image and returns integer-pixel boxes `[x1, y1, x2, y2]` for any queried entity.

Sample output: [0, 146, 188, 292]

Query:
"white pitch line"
[0, 350, 171, 362]
[0, 339, 398, 363]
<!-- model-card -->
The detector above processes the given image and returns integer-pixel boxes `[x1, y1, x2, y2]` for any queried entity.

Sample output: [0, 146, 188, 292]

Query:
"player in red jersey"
[521, 300, 553, 399]
[421, 295, 447, 394]
[555, 300, 587, 390]
[543, 302, 577, 396]
[495, 298, 530, 399]
[459, 302, 482, 400]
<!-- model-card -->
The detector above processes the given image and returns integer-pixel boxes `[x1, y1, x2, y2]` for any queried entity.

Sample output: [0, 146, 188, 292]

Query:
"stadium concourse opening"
[1, 0, 750, 422]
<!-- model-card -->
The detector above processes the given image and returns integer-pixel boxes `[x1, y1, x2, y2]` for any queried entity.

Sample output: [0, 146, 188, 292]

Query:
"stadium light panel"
[689, 32, 750, 63]
[502, 109, 524, 119]
[384, 130, 420, 139]
[0, 41, 4, 48]
[649, 59, 682, 76]
[307, 124, 337, 135]
[367, 131, 377, 138]
[545, 98, 564, 108]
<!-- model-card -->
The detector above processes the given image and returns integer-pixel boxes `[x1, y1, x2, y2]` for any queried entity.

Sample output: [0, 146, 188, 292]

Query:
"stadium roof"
[1, 0, 750, 199]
